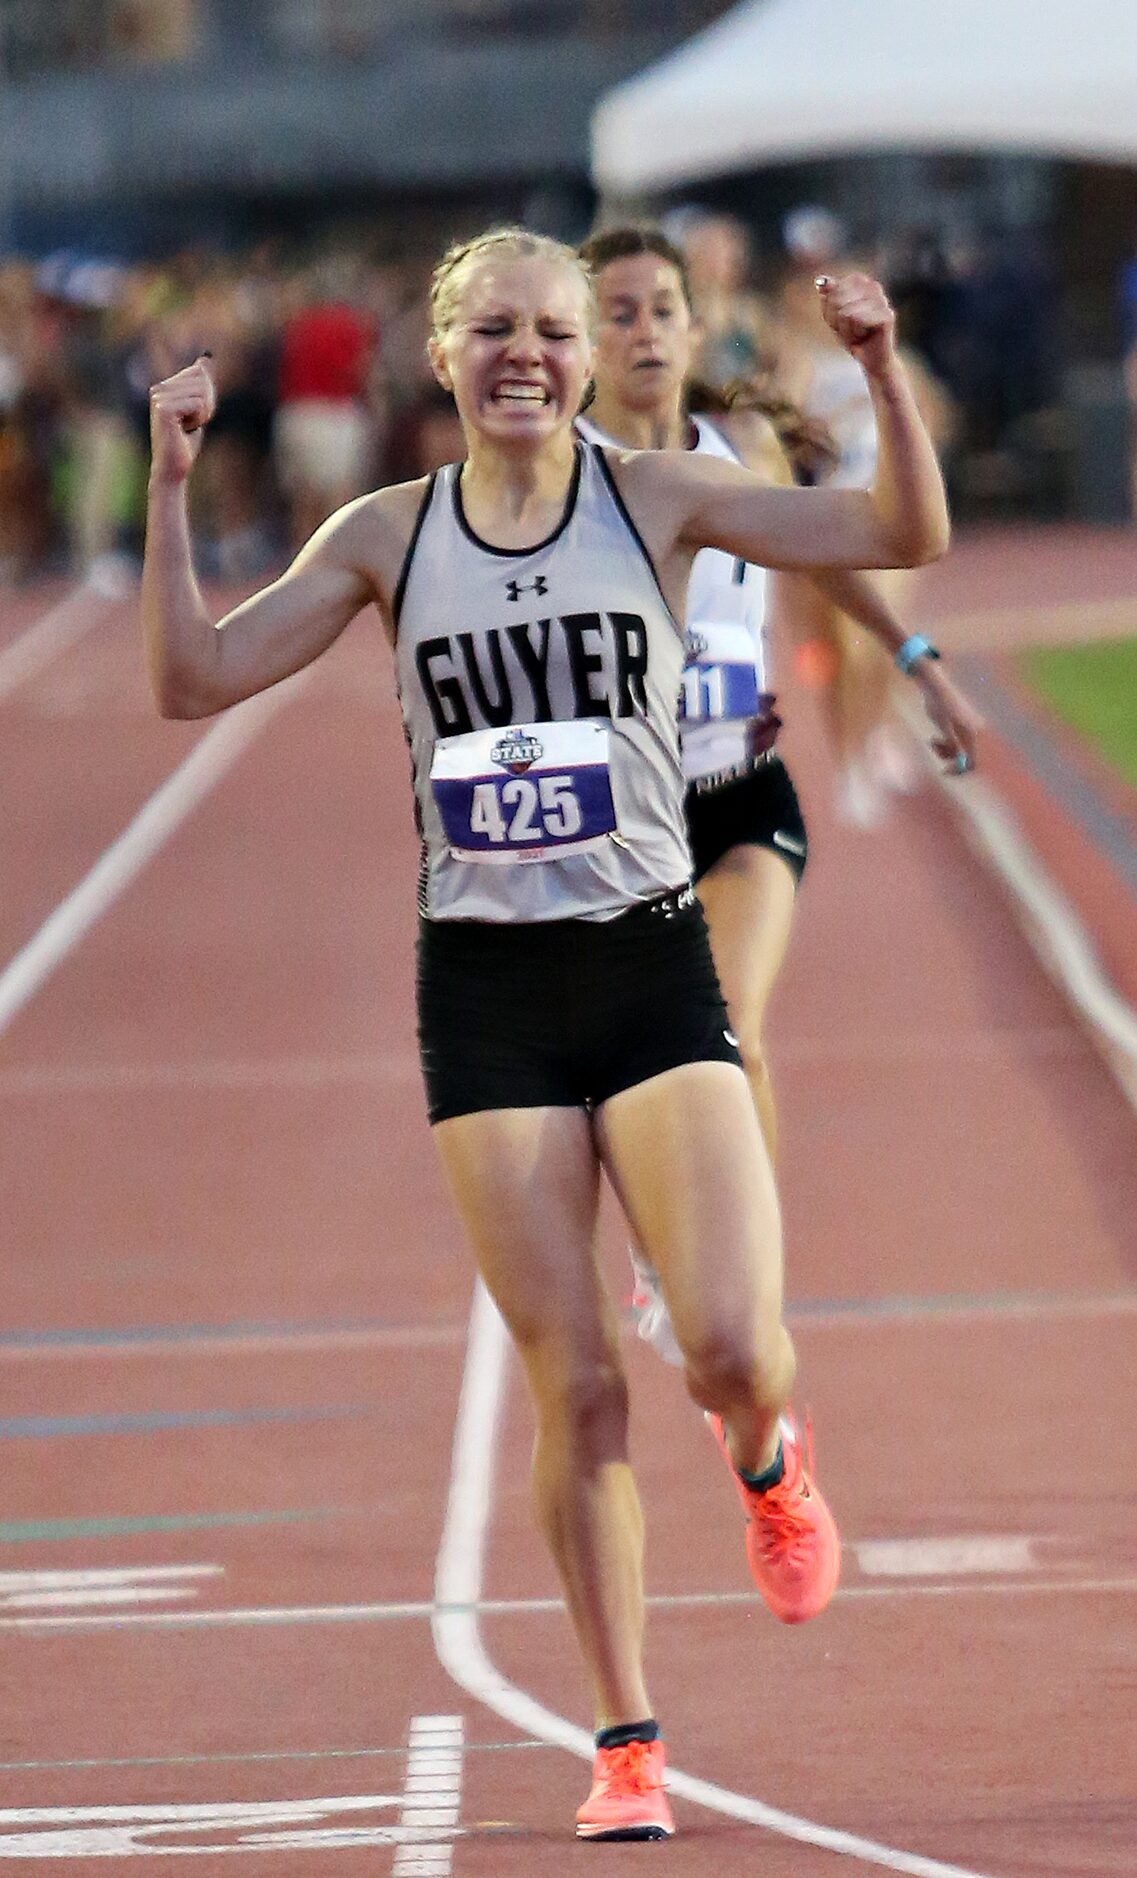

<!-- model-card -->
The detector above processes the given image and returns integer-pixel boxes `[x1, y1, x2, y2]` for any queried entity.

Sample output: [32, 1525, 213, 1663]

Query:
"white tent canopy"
[591, 0, 1137, 196]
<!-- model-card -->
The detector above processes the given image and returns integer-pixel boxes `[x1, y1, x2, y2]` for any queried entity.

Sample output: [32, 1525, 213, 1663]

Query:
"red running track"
[1, 556, 1135, 1875]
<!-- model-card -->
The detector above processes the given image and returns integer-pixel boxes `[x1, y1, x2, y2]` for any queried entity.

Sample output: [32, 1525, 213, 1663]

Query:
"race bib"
[430, 720, 617, 864]
[680, 621, 764, 723]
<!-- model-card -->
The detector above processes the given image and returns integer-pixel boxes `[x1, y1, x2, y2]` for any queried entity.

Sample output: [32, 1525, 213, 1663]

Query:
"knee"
[534, 1352, 631, 1459]
[682, 1326, 758, 1401]
[735, 1027, 772, 1092]
[682, 1322, 795, 1413]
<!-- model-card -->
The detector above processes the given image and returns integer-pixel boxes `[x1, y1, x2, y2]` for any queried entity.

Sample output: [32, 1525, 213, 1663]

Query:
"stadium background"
[2, 6, 1136, 1874]
[3, 0, 1137, 581]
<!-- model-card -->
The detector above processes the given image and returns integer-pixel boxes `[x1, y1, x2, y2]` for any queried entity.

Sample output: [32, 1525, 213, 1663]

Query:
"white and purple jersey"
[576, 413, 773, 781]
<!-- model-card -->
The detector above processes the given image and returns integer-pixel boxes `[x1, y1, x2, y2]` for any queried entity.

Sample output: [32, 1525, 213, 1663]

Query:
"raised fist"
[815, 274, 897, 380]
[148, 355, 217, 484]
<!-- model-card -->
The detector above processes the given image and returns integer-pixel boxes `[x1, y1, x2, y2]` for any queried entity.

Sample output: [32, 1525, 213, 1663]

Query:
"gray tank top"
[394, 442, 691, 923]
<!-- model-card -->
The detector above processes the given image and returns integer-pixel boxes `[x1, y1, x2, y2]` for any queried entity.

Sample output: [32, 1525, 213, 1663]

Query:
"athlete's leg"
[828, 612, 896, 772]
[778, 576, 859, 769]
[781, 575, 903, 823]
[596, 1060, 795, 1478]
[432, 1103, 651, 1731]
[696, 844, 797, 1164]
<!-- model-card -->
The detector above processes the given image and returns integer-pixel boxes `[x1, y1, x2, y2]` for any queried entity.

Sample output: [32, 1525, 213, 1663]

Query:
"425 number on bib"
[430, 721, 618, 864]
[470, 772, 585, 845]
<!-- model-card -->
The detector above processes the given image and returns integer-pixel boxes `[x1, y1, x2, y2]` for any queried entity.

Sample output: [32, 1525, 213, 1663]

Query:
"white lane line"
[393, 1716, 463, 1877]
[0, 1799, 400, 1824]
[955, 778, 1137, 1108]
[0, 580, 119, 705]
[431, 1282, 997, 1878]
[2, 1587, 197, 1612]
[0, 681, 300, 1038]
[0, 1795, 415, 1858]
[3, 1573, 1136, 1634]
[0, 1562, 221, 1614]
[0, 1565, 219, 1593]
[900, 701, 1137, 1116]
[854, 1537, 1038, 1578]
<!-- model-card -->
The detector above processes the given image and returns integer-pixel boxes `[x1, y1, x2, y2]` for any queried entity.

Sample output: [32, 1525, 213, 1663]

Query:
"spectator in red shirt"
[273, 261, 378, 548]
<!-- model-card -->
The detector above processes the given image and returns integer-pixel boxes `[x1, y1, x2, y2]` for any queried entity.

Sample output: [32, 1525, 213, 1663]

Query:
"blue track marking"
[0, 1508, 343, 1544]
[0, 1316, 430, 1351]
[0, 1404, 371, 1440]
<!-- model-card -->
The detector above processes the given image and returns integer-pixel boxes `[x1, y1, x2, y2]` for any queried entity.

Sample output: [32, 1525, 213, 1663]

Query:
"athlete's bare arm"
[619, 276, 950, 580]
[650, 412, 946, 571]
[721, 410, 935, 616]
[716, 408, 790, 489]
[781, 565, 982, 770]
[721, 414, 931, 644]
[142, 355, 419, 719]
[719, 404, 977, 771]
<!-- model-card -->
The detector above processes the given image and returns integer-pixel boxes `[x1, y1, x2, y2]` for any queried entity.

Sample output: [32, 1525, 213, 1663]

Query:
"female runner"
[143, 227, 950, 1843]
[773, 257, 960, 824]
[576, 225, 979, 1362]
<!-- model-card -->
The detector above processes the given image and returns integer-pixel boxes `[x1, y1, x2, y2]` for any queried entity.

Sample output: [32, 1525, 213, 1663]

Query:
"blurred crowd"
[0, 241, 463, 586]
[0, 204, 1085, 588]
[667, 205, 1068, 515]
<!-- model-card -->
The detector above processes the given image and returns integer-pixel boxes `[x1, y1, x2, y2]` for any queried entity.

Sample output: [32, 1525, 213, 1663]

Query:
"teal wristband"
[895, 633, 941, 674]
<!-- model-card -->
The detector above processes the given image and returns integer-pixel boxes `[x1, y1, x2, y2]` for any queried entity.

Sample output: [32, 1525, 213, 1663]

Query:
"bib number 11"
[679, 661, 760, 723]
[470, 773, 583, 846]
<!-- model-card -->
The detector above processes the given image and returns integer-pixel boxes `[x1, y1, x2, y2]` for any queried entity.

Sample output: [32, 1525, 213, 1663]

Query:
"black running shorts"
[685, 755, 808, 885]
[416, 889, 743, 1124]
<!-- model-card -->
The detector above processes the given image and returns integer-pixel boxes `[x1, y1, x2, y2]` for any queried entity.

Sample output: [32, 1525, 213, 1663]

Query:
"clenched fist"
[815, 274, 897, 381]
[148, 355, 217, 485]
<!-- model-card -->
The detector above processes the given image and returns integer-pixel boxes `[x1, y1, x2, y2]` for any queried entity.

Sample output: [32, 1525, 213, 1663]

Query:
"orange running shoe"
[575, 1738, 675, 1841]
[708, 1411, 840, 1623]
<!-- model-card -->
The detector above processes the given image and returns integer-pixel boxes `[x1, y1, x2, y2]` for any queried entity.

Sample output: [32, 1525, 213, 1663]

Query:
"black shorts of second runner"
[685, 754, 808, 885]
[417, 889, 743, 1125]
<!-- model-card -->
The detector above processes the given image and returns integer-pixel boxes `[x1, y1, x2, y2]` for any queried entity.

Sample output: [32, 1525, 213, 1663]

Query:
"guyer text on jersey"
[414, 611, 650, 738]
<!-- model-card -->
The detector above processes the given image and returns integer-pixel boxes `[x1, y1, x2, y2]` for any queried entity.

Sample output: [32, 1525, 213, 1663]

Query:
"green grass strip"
[1020, 638, 1137, 791]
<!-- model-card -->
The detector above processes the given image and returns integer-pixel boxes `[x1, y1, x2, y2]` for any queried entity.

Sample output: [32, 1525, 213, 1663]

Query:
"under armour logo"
[505, 576, 548, 602]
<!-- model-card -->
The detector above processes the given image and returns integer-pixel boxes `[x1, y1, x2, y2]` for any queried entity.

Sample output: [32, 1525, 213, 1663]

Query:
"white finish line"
[433, 1280, 998, 1878]
[393, 1716, 464, 1877]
